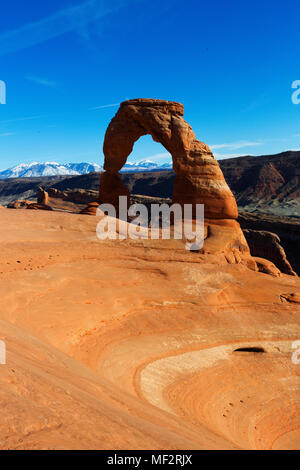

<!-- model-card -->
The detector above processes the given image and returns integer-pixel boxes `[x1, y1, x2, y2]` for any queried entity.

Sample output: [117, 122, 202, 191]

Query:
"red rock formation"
[280, 292, 300, 303]
[253, 257, 281, 277]
[7, 200, 34, 209]
[220, 151, 300, 216]
[80, 202, 101, 216]
[101, 99, 237, 220]
[100, 99, 252, 267]
[238, 211, 300, 275]
[27, 203, 53, 211]
[99, 171, 130, 213]
[37, 187, 49, 205]
[48, 188, 98, 205]
[7, 200, 53, 211]
[243, 229, 297, 276]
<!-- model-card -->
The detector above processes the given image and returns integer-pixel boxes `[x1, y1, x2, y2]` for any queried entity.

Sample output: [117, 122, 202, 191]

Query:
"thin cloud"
[0, 115, 44, 124]
[243, 93, 270, 112]
[210, 141, 262, 151]
[0, 132, 15, 137]
[26, 76, 57, 87]
[89, 103, 120, 110]
[214, 152, 249, 160]
[0, 0, 127, 57]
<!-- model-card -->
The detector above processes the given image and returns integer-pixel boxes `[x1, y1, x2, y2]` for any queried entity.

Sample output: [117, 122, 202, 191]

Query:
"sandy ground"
[0, 208, 299, 450]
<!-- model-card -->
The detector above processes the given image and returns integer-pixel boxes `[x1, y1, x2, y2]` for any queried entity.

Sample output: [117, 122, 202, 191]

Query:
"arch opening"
[100, 98, 238, 221]
[122, 135, 173, 200]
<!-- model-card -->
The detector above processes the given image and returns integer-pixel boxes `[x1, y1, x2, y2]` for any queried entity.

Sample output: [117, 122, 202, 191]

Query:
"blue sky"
[0, 0, 300, 169]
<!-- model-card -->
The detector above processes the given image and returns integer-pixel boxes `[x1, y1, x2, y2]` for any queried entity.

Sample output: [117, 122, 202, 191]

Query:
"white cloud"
[0, 0, 127, 56]
[210, 141, 262, 151]
[0, 132, 15, 137]
[89, 103, 120, 110]
[0, 115, 44, 124]
[214, 152, 248, 160]
[26, 76, 56, 87]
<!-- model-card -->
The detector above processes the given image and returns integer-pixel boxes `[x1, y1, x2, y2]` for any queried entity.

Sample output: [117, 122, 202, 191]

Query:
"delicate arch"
[100, 99, 238, 220]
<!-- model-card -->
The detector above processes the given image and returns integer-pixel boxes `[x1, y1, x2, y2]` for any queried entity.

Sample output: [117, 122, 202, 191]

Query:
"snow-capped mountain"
[0, 159, 173, 178]
[0, 162, 102, 179]
[121, 160, 172, 172]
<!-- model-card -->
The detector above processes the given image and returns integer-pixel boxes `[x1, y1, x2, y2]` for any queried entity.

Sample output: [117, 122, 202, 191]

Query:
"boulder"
[243, 229, 297, 276]
[254, 257, 282, 277]
[80, 202, 102, 216]
[27, 203, 53, 211]
[7, 200, 34, 209]
[37, 187, 49, 205]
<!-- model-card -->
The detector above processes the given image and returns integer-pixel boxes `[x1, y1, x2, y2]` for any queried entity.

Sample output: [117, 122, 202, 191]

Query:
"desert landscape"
[1, 0, 300, 454]
[0, 98, 299, 451]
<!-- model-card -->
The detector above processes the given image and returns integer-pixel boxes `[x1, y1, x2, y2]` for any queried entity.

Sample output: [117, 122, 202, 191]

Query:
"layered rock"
[7, 200, 52, 211]
[100, 99, 252, 265]
[220, 150, 300, 217]
[99, 172, 130, 213]
[243, 229, 297, 276]
[48, 188, 98, 205]
[101, 99, 237, 220]
[7, 200, 34, 209]
[27, 203, 53, 211]
[37, 187, 49, 205]
[80, 202, 101, 216]
[238, 211, 300, 275]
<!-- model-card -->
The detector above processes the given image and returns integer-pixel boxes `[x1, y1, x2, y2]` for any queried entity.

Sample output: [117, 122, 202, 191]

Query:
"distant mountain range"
[0, 160, 172, 179]
[1, 150, 299, 218]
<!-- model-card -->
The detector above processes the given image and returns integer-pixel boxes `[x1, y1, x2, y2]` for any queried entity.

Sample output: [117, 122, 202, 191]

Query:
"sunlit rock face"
[100, 99, 252, 266]
[101, 98, 237, 221]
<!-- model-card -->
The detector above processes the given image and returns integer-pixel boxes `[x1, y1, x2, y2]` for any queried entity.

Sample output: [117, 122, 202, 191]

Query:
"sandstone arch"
[100, 98, 238, 221]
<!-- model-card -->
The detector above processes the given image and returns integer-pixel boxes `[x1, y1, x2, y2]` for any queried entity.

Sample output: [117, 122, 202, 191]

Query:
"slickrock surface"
[0, 208, 299, 450]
